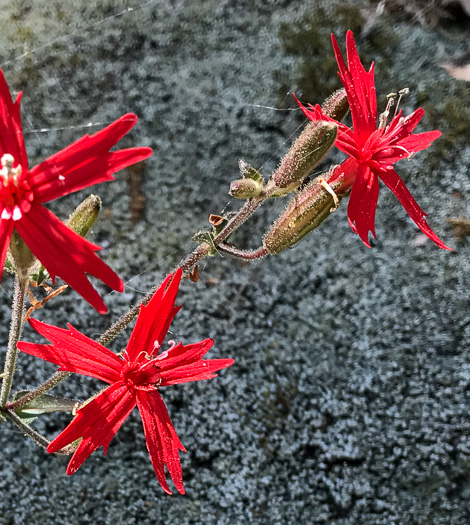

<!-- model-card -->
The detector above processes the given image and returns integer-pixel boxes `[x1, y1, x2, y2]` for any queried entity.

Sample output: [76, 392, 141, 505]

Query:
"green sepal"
[238, 159, 263, 182]
[193, 230, 218, 256]
[264, 174, 344, 255]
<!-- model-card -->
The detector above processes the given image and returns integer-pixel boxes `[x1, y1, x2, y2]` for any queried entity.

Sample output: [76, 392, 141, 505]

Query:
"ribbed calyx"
[271, 89, 348, 191]
[272, 121, 337, 189]
[263, 174, 344, 255]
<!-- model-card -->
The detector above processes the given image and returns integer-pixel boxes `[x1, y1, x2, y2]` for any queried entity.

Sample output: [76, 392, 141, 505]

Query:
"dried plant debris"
[126, 161, 147, 224]
[447, 217, 470, 241]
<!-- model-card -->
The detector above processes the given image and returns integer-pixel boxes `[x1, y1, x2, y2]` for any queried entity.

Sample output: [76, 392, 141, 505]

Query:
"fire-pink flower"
[18, 269, 234, 495]
[296, 30, 450, 250]
[0, 68, 153, 312]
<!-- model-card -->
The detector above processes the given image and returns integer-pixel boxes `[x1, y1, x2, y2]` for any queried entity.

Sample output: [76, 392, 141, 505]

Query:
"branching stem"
[7, 183, 278, 413]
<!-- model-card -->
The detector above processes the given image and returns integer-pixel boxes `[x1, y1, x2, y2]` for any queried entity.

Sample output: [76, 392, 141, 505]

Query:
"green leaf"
[13, 390, 78, 424]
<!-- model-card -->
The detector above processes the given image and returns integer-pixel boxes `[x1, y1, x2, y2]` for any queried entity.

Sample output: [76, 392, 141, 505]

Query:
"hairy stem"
[5, 410, 74, 454]
[0, 276, 28, 407]
[98, 241, 212, 347]
[6, 370, 71, 412]
[217, 244, 269, 260]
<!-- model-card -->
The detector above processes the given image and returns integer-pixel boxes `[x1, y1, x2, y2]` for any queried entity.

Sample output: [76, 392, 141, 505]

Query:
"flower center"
[0, 154, 34, 221]
[121, 358, 163, 389]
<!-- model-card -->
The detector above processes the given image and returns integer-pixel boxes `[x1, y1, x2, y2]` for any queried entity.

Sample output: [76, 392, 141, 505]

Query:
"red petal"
[161, 358, 235, 386]
[331, 31, 377, 145]
[379, 168, 452, 250]
[395, 130, 442, 155]
[27, 114, 152, 203]
[48, 382, 136, 474]
[126, 270, 183, 362]
[15, 204, 123, 313]
[18, 318, 123, 383]
[156, 339, 235, 385]
[347, 165, 380, 247]
[345, 31, 377, 134]
[0, 219, 14, 278]
[137, 390, 186, 495]
[156, 339, 214, 370]
[383, 108, 438, 150]
[0, 70, 28, 170]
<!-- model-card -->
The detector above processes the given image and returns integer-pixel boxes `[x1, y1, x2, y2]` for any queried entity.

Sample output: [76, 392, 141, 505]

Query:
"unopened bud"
[67, 194, 101, 238]
[8, 231, 36, 277]
[230, 178, 263, 199]
[272, 121, 337, 190]
[263, 174, 344, 255]
[321, 88, 349, 122]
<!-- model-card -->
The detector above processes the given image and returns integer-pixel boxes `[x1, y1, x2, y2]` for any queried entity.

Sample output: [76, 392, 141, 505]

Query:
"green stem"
[0, 276, 28, 407]
[6, 371, 71, 412]
[4, 410, 74, 454]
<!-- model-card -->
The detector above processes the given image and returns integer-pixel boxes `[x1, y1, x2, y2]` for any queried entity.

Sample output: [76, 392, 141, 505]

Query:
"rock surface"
[0, 1, 469, 523]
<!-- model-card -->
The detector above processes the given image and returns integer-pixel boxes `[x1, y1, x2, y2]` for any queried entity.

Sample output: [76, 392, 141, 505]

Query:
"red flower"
[18, 269, 234, 495]
[0, 68, 153, 312]
[296, 31, 450, 250]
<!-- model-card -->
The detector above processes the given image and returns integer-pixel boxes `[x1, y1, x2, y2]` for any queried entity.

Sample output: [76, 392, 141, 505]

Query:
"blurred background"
[0, 1, 469, 523]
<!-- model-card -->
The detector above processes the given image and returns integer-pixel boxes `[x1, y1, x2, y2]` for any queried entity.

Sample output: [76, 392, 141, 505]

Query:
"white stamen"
[0, 153, 22, 183]
[12, 205, 22, 221]
[379, 95, 396, 129]
[1, 154, 14, 169]
[394, 87, 409, 119]
[155, 340, 179, 361]
[1, 207, 12, 220]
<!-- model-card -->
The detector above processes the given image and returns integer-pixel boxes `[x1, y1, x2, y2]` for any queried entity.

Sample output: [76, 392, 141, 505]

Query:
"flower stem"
[217, 244, 269, 260]
[97, 241, 212, 347]
[4, 410, 74, 454]
[6, 370, 71, 412]
[0, 276, 28, 408]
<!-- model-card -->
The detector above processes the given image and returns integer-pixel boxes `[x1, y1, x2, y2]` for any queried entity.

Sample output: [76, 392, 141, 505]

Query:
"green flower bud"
[67, 194, 102, 238]
[230, 178, 263, 199]
[272, 121, 337, 190]
[12, 390, 78, 425]
[263, 174, 344, 255]
[7, 231, 36, 277]
[321, 88, 349, 122]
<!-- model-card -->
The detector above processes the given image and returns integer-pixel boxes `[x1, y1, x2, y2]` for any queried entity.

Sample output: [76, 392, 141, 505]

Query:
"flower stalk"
[0, 275, 28, 408]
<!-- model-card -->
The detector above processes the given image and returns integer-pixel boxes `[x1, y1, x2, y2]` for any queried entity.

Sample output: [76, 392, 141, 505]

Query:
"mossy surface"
[276, 5, 400, 105]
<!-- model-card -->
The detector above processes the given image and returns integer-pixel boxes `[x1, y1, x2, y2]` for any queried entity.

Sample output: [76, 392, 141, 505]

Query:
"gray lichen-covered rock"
[0, 1, 469, 524]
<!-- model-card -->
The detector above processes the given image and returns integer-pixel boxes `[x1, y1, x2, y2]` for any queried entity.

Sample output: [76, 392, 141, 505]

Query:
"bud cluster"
[219, 88, 350, 260]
